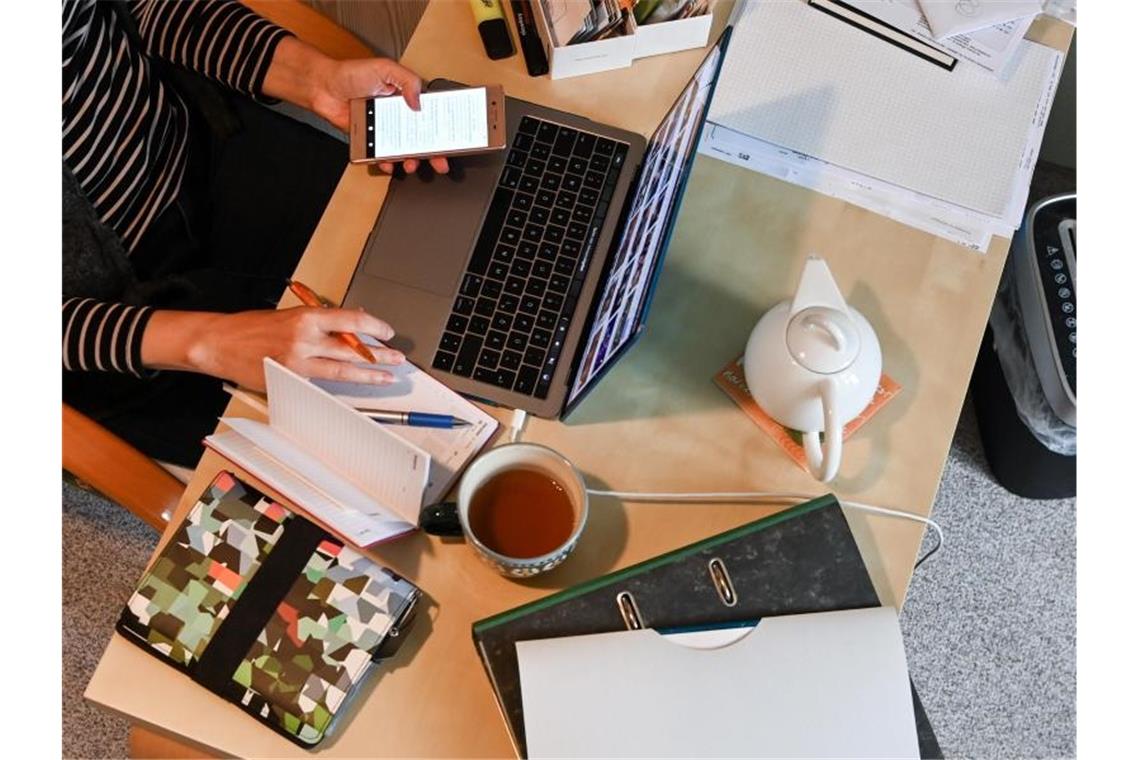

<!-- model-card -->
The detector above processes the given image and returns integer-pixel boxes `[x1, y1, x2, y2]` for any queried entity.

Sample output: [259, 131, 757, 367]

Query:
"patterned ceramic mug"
[454, 443, 589, 578]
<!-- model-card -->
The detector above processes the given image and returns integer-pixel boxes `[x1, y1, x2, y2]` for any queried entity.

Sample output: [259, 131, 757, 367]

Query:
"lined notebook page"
[708, 0, 1061, 216]
[264, 359, 428, 525]
[314, 352, 499, 505]
[205, 426, 409, 546]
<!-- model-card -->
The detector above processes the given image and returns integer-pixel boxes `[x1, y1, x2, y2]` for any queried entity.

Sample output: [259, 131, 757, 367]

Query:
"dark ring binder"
[472, 495, 943, 758]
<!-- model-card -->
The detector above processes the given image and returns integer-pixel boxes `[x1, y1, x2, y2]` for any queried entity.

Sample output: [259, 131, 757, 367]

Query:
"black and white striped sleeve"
[63, 298, 155, 377]
[128, 0, 292, 100]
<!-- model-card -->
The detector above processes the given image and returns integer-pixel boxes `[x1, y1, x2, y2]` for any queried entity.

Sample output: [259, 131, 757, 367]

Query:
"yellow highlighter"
[470, 0, 515, 60]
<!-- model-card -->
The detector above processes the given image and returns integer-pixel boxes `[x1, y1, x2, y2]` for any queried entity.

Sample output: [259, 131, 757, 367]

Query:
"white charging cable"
[585, 488, 944, 569]
[508, 409, 529, 443]
[503, 415, 943, 568]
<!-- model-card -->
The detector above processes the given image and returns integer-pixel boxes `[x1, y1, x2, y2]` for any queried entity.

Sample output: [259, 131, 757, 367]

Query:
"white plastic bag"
[988, 259, 1076, 456]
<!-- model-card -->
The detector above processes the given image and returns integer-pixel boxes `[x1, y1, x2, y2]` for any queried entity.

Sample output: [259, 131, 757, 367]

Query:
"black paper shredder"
[972, 193, 1076, 499]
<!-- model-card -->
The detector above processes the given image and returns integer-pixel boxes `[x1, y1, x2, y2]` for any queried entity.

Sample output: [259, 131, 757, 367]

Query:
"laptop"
[344, 29, 732, 418]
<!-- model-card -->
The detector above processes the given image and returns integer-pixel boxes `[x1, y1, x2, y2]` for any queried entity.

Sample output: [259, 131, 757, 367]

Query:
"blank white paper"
[517, 607, 920, 758]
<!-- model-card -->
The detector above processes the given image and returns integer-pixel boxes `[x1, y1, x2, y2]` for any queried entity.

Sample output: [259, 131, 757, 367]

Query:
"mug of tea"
[420, 443, 588, 578]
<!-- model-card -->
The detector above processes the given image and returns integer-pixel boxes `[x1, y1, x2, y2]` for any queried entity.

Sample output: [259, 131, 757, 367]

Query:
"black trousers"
[64, 89, 347, 468]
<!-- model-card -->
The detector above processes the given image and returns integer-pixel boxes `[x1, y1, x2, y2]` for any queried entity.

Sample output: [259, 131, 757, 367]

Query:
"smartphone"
[349, 85, 507, 164]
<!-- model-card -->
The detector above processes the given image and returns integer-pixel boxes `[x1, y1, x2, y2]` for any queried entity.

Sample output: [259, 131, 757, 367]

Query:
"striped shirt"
[62, 0, 290, 375]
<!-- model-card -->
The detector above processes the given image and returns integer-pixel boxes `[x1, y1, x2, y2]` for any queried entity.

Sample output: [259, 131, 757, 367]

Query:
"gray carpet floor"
[61, 400, 1076, 759]
[62, 474, 159, 760]
[901, 403, 1076, 759]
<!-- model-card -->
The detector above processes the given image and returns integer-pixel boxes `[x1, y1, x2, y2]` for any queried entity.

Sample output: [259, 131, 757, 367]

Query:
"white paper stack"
[698, 0, 1064, 252]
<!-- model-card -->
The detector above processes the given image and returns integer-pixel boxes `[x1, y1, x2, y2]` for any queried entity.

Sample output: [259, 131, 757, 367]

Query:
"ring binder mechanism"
[471, 495, 943, 757]
[616, 591, 644, 630]
[618, 557, 737, 632]
[708, 557, 738, 607]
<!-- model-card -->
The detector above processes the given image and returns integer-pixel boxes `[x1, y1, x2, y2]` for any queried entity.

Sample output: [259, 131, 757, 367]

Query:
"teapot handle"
[803, 378, 843, 483]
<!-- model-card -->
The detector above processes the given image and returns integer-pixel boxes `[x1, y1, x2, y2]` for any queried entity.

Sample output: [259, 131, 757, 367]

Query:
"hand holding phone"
[350, 85, 507, 170]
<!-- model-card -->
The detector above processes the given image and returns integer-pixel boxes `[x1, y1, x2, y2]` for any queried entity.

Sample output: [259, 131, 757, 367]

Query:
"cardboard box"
[531, 2, 713, 80]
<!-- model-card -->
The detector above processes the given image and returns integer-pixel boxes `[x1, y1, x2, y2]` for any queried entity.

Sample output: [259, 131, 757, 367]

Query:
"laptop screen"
[565, 30, 731, 409]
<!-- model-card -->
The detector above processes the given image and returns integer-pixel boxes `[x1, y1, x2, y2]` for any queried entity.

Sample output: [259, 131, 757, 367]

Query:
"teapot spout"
[790, 256, 850, 318]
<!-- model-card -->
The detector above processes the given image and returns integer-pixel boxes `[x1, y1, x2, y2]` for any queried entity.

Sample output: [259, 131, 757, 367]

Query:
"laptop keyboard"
[432, 116, 628, 399]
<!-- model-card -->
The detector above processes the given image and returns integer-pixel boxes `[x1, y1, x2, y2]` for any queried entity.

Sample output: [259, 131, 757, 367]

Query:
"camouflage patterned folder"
[117, 472, 421, 749]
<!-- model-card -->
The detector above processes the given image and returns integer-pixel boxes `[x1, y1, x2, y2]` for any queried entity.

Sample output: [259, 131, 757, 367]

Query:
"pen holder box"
[530, 1, 713, 80]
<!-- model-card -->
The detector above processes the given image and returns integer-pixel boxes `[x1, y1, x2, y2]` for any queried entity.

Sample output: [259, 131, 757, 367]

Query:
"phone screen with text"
[366, 87, 488, 158]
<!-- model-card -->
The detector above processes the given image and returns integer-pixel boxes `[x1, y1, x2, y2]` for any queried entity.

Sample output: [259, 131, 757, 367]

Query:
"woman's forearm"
[260, 36, 336, 113]
[139, 310, 225, 374]
[137, 307, 403, 392]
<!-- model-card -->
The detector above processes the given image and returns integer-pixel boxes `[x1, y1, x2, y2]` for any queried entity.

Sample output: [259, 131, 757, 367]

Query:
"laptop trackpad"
[363, 157, 501, 296]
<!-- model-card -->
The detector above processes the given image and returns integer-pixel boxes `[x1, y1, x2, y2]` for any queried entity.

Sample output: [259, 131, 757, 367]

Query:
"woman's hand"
[141, 307, 405, 391]
[262, 37, 449, 175]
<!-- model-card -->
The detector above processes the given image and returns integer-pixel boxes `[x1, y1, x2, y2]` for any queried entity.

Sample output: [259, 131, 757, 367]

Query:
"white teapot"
[743, 256, 882, 482]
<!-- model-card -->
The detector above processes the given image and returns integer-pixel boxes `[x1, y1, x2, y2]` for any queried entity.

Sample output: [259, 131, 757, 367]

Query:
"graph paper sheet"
[707, 0, 1062, 217]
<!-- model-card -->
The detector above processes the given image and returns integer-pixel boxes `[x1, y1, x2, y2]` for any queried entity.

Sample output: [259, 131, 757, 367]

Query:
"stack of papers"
[699, 0, 1064, 251]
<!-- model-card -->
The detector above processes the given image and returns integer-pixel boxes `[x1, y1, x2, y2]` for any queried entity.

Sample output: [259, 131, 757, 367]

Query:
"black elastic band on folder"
[195, 516, 330, 696]
[808, 0, 957, 72]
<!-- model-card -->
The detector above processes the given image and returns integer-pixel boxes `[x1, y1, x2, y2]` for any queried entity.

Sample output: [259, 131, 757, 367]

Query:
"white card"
[518, 607, 920, 758]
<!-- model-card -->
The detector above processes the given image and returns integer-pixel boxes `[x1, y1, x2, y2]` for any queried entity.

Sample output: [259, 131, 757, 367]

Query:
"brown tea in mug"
[468, 469, 576, 558]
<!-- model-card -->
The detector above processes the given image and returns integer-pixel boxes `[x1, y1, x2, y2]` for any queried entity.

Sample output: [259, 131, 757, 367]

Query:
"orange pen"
[287, 279, 378, 364]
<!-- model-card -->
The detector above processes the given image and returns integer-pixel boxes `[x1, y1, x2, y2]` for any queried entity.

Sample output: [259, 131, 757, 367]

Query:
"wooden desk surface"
[85, 2, 1073, 757]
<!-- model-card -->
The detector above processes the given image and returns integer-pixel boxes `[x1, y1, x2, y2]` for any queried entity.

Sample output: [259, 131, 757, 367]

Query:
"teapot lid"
[786, 306, 861, 374]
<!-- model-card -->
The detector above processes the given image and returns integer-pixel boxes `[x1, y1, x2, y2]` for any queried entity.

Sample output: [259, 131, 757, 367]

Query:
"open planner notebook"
[206, 358, 497, 547]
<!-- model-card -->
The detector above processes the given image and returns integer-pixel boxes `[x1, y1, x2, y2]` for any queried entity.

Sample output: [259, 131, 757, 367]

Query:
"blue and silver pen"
[363, 410, 472, 429]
